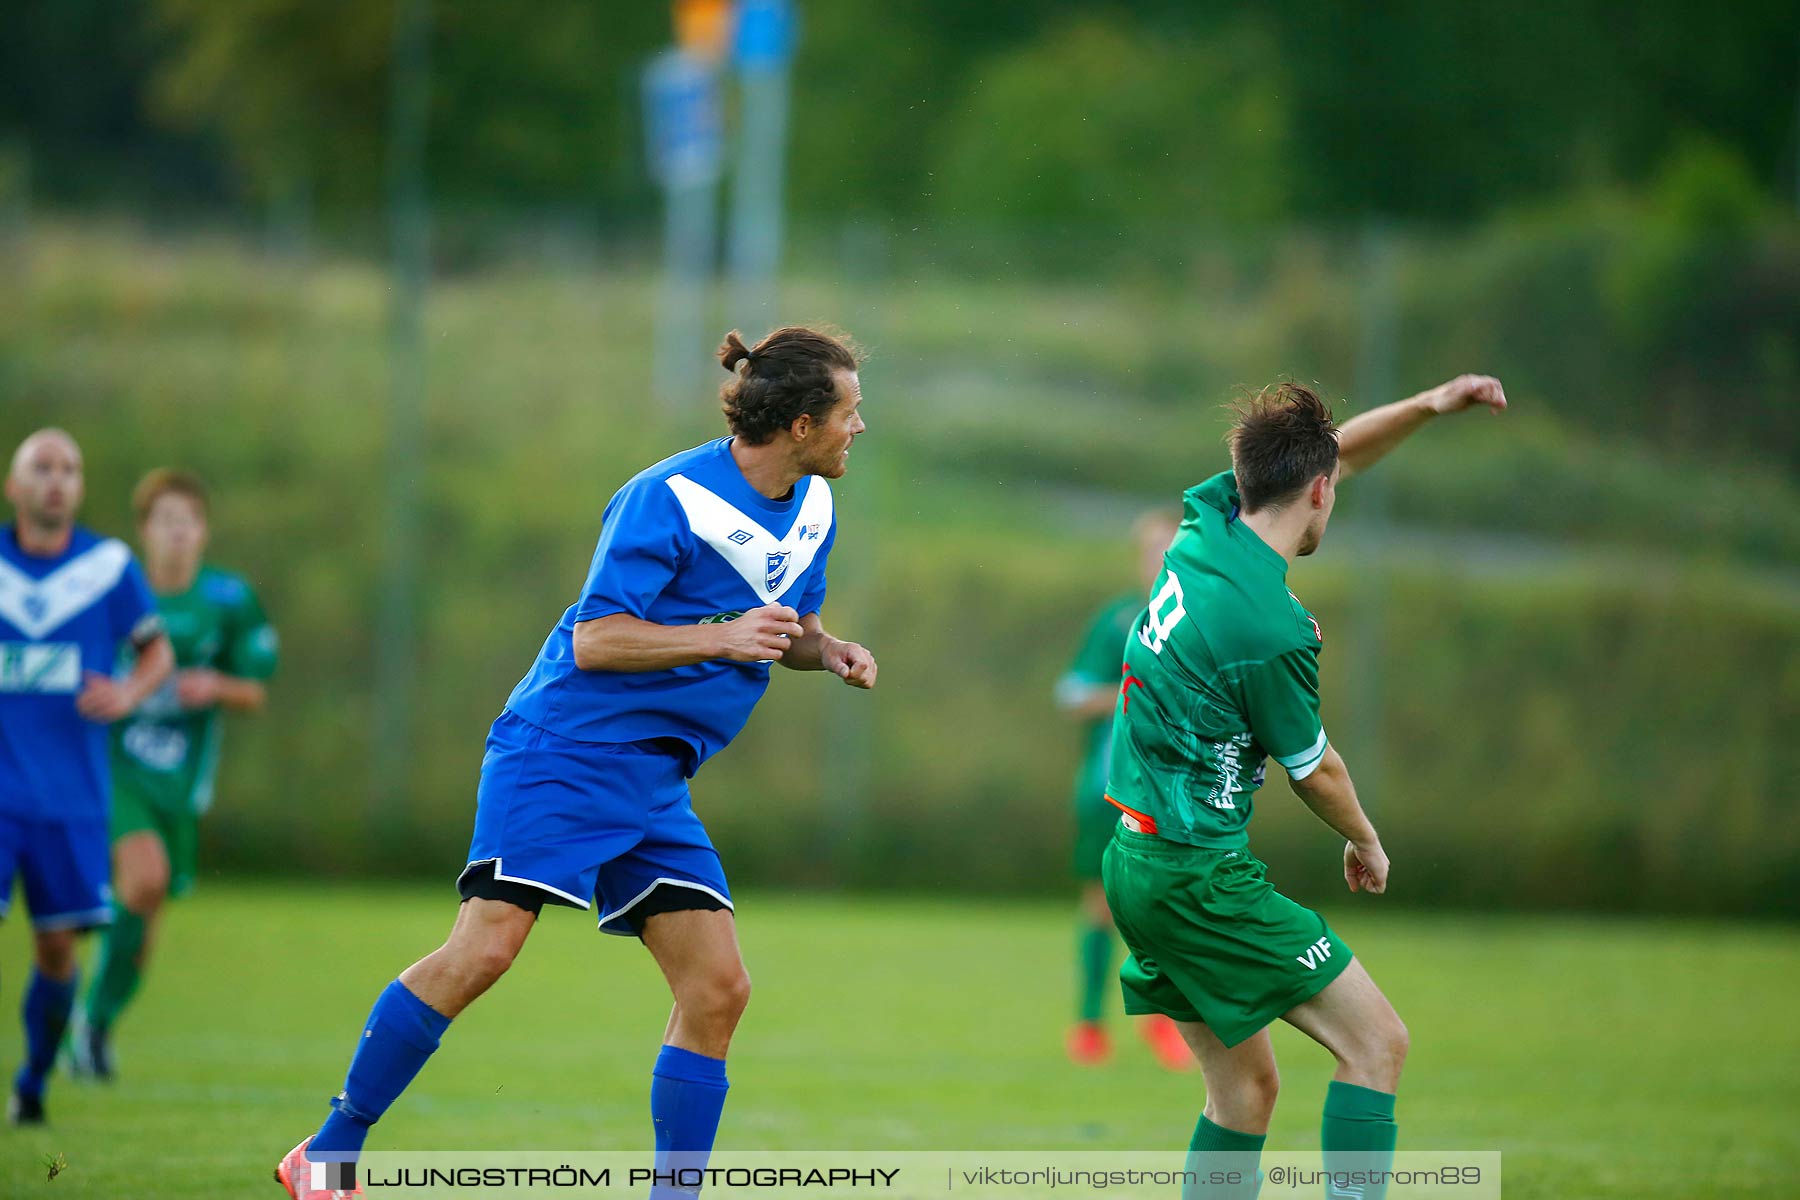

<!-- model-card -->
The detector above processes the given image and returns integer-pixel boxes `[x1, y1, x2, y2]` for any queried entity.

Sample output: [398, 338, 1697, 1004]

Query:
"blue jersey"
[506, 438, 836, 771]
[0, 524, 160, 821]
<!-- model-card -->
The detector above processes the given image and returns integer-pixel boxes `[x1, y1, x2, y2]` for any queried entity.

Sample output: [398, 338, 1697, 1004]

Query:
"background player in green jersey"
[69, 469, 278, 1079]
[1101, 375, 1505, 1199]
[1055, 508, 1192, 1070]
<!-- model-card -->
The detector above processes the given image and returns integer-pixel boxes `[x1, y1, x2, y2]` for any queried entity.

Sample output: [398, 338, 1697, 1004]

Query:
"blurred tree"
[0, 0, 223, 203]
[1604, 133, 1770, 344]
[147, 0, 663, 213]
[6, 0, 1798, 226]
[926, 17, 1290, 229]
[149, 0, 392, 211]
[1261, 0, 1800, 222]
[1600, 135, 1798, 463]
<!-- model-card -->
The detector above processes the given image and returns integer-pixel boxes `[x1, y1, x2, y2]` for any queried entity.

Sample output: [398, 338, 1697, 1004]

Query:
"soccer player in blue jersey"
[278, 327, 876, 1200]
[2, 428, 173, 1124]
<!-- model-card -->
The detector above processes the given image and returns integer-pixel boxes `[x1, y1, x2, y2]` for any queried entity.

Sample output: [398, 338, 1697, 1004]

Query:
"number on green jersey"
[1137, 570, 1186, 655]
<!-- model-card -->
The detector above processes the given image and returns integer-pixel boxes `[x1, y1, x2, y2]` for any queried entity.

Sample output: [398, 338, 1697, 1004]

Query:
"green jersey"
[112, 565, 278, 815]
[1106, 471, 1327, 848]
[1057, 593, 1142, 806]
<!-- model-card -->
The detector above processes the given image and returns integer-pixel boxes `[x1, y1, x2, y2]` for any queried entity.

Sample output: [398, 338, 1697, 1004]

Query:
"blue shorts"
[460, 709, 731, 937]
[0, 814, 113, 931]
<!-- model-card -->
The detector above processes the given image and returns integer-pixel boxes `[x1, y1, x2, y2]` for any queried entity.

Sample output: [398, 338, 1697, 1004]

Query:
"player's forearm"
[572, 614, 723, 672]
[1054, 676, 1118, 718]
[123, 637, 175, 709]
[1065, 690, 1118, 719]
[778, 627, 833, 671]
[1289, 746, 1379, 847]
[215, 676, 267, 713]
[1335, 393, 1436, 479]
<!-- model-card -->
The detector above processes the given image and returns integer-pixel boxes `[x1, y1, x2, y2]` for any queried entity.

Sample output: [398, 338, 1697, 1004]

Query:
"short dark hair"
[1228, 383, 1339, 512]
[718, 326, 861, 445]
[132, 467, 209, 523]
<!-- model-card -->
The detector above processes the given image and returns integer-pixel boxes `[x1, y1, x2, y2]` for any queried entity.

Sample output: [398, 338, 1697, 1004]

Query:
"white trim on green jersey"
[1274, 728, 1329, 781]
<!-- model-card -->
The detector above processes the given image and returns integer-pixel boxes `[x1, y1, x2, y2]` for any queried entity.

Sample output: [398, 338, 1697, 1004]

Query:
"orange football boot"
[1066, 1021, 1113, 1065]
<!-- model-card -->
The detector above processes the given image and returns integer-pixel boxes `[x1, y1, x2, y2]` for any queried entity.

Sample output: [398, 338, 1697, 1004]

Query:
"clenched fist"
[1345, 838, 1390, 895]
[76, 672, 137, 724]
[716, 604, 804, 662]
[823, 639, 878, 689]
[1424, 374, 1506, 416]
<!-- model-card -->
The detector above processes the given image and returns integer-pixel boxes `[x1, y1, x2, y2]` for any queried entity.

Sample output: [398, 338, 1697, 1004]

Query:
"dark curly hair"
[1228, 382, 1340, 512]
[718, 326, 861, 445]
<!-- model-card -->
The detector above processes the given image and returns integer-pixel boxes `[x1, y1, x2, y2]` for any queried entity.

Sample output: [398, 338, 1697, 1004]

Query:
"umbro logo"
[728, 529, 754, 545]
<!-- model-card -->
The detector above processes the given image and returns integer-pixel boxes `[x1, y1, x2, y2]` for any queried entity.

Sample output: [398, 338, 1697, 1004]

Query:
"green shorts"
[1100, 826, 1351, 1047]
[1073, 797, 1119, 881]
[110, 785, 199, 900]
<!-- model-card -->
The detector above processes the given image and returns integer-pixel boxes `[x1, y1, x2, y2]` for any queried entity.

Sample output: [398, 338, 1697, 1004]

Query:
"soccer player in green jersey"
[69, 469, 278, 1079]
[1055, 509, 1193, 1070]
[1101, 375, 1505, 1198]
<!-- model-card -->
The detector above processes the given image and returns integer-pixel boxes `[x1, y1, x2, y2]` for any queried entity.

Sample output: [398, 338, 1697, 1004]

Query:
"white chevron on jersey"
[664, 473, 833, 605]
[0, 538, 132, 639]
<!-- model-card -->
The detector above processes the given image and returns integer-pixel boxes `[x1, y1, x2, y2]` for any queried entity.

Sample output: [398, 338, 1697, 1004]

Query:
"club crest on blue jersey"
[765, 551, 791, 590]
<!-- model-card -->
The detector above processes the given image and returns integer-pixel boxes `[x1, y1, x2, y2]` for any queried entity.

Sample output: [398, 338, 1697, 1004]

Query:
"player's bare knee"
[1257, 1060, 1281, 1106]
[1222, 1064, 1280, 1128]
[466, 935, 525, 987]
[33, 931, 79, 978]
[680, 965, 751, 1030]
[1384, 1015, 1410, 1081]
[119, 878, 165, 916]
[1339, 1015, 1407, 1090]
[443, 925, 527, 993]
[1251, 1060, 1283, 1114]
[715, 966, 753, 1024]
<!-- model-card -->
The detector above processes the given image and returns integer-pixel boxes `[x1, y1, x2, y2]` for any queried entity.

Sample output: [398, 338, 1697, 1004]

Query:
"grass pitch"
[0, 882, 1794, 1198]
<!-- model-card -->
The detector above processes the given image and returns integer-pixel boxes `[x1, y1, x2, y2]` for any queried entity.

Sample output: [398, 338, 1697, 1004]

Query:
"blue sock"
[13, 969, 77, 1101]
[310, 980, 451, 1160]
[649, 1045, 729, 1198]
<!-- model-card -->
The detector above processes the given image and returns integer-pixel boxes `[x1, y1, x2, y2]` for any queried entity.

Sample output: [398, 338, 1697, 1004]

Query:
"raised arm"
[1336, 374, 1506, 481]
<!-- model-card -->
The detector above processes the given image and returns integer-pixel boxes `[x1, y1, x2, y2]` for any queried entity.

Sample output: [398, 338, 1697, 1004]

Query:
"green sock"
[1076, 924, 1113, 1023]
[1185, 1115, 1264, 1199]
[1321, 1081, 1398, 1200]
[83, 904, 148, 1031]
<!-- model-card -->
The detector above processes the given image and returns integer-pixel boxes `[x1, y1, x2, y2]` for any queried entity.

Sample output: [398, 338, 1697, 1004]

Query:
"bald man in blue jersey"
[3, 429, 172, 1125]
[278, 328, 876, 1200]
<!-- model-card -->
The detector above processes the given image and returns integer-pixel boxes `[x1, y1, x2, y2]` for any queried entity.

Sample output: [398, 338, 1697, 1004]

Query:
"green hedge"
[3, 222, 1794, 914]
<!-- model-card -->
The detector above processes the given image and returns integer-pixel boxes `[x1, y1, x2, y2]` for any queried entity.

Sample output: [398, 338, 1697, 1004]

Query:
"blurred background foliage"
[1, 1, 1796, 915]
[6, 1, 1796, 224]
